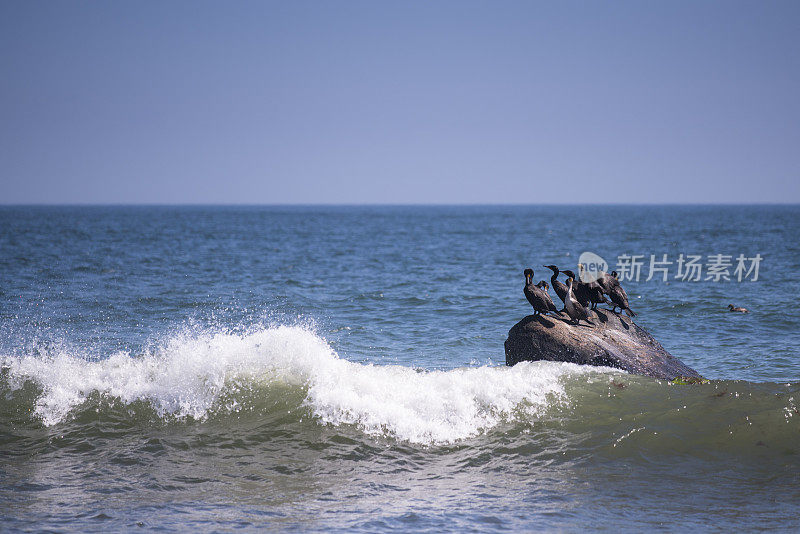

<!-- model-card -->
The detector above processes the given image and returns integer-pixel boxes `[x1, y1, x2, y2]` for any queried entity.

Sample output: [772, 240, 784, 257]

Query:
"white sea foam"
[2, 326, 614, 443]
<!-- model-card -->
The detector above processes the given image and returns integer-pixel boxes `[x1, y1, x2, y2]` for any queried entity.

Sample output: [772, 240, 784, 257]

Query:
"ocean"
[1, 205, 799, 531]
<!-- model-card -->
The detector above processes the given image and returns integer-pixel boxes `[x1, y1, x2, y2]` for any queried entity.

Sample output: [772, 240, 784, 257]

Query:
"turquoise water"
[2, 205, 799, 531]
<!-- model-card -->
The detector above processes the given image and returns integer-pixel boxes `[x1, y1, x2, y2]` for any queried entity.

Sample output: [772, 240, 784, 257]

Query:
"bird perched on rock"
[564, 275, 593, 326]
[577, 263, 610, 310]
[536, 280, 549, 290]
[728, 304, 749, 313]
[523, 268, 557, 316]
[535, 280, 558, 314]
[597, 270, 621, 293]
[560, 269, 588, 306]
[600, 271, 636, 317]
[542, 265, 568, 309]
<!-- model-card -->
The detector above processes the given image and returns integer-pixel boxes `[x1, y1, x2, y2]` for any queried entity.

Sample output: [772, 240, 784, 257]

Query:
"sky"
[1, 1, 798, 204]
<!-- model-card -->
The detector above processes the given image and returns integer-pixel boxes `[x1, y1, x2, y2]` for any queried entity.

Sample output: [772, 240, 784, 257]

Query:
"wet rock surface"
[504, 309, 702, 380]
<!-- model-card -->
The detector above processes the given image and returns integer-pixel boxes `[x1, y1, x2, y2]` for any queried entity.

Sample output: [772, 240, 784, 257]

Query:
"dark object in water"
[523, 269, 557, 316]
[728, 304, 749, 313]
[504, 309, 702, 380]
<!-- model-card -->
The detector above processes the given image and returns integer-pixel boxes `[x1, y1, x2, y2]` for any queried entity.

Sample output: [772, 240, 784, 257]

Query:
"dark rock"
[504, 309, 702, 380]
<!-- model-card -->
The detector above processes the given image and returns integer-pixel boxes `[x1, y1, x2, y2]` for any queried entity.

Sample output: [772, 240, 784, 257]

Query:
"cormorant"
[523, 268, 557, 316]
[564, 276, 593, 326]
[728, 304, 749, 313]
[577, 263, 609, 310]
[597, 270, 621, 293]
[595, 271, 636, 317]
[602, 271, 636, 317]
[543, 265, 568, 308]
[561, 270, 592, 308]
[536, 280, 558, 313]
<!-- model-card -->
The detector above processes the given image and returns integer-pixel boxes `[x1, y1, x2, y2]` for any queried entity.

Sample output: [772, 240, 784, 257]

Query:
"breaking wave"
[0, 326, 612, 444]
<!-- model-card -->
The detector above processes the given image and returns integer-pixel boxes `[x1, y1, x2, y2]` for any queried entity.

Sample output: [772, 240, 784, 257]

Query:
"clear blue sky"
[1, 1, 798, 204]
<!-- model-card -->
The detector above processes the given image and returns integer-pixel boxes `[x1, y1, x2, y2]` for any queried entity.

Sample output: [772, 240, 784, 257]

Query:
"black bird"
[577, 263, 610, 310]
[604, 271, 636, 317]
[561, 270, 592, 308]
[564, 276, 593, 326]
[536, 280, 558, 313]
[597, 270, 621, 293]
[728, 304, 749, 313]
[543, 265, 568, 308]
[523, 268, 557, 316]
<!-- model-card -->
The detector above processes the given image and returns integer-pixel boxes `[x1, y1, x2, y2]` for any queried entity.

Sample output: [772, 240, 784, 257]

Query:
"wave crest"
[1, 326, 610, 443]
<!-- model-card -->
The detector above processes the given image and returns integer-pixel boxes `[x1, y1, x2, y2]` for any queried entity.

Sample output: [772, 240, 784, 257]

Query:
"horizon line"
[1, 201, 799, 208]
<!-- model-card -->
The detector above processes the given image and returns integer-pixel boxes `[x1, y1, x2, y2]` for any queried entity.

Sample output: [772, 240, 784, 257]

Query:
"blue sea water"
[1, 205, 799, 532]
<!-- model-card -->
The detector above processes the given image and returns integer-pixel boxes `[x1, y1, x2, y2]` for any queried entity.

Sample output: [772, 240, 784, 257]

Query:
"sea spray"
[306, 359, 603, 443]
[1, 325, 614, 443]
